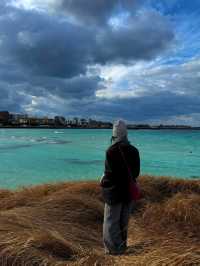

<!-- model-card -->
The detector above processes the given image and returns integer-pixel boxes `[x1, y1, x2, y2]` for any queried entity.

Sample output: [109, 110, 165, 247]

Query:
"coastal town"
[0, 111, 199, 129]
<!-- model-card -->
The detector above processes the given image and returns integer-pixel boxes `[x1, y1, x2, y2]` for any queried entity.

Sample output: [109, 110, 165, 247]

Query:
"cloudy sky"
[0, 0, 200, 125]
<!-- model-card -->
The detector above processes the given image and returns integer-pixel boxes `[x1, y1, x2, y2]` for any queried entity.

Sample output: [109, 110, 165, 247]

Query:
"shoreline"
[0, 126, 200, 130]
[1, 173, 200, 191]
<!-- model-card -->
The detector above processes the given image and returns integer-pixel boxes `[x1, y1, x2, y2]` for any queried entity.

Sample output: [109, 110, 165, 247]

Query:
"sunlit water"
[0, 129, 199, 188]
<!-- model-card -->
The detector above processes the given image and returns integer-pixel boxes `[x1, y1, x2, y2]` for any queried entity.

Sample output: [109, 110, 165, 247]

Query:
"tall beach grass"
[0, 175, 199, 265]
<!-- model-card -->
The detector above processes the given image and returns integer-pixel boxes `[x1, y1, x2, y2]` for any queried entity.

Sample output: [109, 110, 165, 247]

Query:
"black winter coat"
[101, 141, 140, 204]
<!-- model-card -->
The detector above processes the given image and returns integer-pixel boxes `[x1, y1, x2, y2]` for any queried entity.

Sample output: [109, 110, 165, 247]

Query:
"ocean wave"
[46, 140, 72, 145]
[0, 144, 33, 151]
[64, 158, 103, 165]
[54, 131, 65, 134]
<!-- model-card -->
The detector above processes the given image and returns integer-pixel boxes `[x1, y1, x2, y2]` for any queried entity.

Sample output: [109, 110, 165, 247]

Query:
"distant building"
[0, 111, 10, 125]
[72, 117, 79, 126]
[9, 113, 28, 125]
[27, 117, 40, 126]
[80, 118, 88, 127]
[37, 117, 50, 126]
[47, 118, 55, 126]
[54, 116, 66, 126]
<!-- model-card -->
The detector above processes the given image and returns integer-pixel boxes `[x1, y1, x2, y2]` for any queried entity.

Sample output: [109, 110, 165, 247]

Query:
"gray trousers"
[103, 202, 133, 253]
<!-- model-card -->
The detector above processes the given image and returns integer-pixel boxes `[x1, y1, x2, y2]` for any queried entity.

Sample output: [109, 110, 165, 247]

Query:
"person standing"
[100, 120, 140, 255]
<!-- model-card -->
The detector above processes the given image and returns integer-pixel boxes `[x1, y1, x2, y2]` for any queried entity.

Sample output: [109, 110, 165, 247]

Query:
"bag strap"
[118, 145, 135, 182]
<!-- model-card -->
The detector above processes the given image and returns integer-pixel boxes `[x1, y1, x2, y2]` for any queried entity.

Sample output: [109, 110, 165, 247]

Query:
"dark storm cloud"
[95, 11, 174, 64]
[0, 0, 183, 123]
[0, 83, 31, 112]
[0, 2, 97, 112]
[27, 75, 102, 98]
[0, 63, 27, 84]
[0, 71, 102, 102]
[68, 92, 200, 122]
[58, 0, 139, 25]
[0, 9, 95, 78]
[0, 4, 174, 78]
[0, 0, 8, 14]
[54, 0, 174, 64]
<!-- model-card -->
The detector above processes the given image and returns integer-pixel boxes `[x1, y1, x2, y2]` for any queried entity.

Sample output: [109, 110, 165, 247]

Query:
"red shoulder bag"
[119, 146, 142, 201]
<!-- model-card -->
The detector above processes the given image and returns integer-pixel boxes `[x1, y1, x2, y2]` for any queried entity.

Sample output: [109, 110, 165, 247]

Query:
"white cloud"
[97, 57, 200, 99]
[9, 0, 59, 12]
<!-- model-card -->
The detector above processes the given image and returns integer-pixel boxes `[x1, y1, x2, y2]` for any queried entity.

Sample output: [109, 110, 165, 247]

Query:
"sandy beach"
[0, 175, 199, 265]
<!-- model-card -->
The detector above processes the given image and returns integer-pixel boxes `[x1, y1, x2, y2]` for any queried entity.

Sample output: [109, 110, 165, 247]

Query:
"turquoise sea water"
[0, 129, 199, 189]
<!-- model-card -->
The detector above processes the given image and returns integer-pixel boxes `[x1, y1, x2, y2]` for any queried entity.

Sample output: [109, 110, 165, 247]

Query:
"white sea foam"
[54, 131, 64, 134]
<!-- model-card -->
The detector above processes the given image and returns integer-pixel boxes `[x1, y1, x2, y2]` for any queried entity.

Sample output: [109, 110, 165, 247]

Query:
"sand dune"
[0, 175, 199, 265]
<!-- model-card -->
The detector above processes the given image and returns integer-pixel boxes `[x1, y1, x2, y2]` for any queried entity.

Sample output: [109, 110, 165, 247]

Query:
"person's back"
[100, 120, 140, 255]
[102, 140, 140, 203]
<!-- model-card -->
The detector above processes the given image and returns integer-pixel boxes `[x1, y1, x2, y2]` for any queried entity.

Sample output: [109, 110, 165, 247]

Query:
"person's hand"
[100, 173, 105, 185]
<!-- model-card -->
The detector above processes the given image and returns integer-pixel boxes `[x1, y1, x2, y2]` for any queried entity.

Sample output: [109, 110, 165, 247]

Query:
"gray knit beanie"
[112, 120, 127, 141]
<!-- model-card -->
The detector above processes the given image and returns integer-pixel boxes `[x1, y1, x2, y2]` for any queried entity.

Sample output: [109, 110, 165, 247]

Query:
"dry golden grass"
[0, 175, 199, 266]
